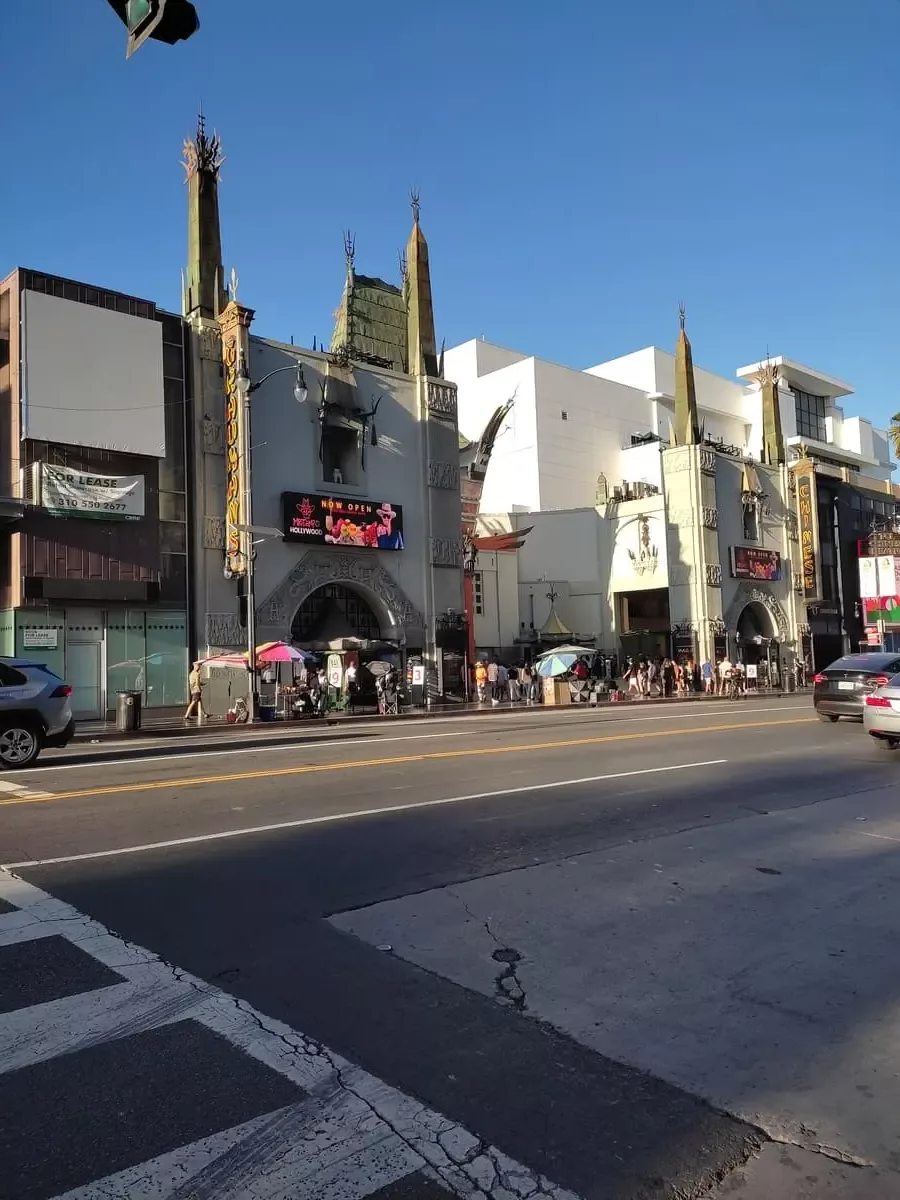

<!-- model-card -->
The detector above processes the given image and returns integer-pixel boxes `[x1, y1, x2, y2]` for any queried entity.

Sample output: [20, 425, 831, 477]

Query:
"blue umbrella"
[535, 651, 580, 678]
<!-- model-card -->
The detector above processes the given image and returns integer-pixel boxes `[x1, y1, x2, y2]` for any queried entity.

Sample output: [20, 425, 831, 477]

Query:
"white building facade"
[449, 333, 895, 675]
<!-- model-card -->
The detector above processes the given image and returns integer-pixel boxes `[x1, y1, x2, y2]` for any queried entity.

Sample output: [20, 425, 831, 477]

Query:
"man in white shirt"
[717, 657, 732, 696]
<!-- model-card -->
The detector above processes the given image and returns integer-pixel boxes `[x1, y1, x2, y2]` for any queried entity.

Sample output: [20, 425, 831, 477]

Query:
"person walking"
[183, 661, 204, 722]
[487, 659, 499, 704]
[717, 656, 732, 696]
[662, 657, 676, 698]
[496, 662, 508, 704]
[475, 660, 488, 703]
[520, 663, 533, 705]
[701, 659, 713, 693]
[507, 663, 520, 703]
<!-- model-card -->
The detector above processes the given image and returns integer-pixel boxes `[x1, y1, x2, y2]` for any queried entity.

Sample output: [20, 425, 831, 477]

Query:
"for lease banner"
[41, 465, 145, 521]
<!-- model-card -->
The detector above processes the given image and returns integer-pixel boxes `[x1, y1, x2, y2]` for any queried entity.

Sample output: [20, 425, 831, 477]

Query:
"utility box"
[542, 678, 571, 706]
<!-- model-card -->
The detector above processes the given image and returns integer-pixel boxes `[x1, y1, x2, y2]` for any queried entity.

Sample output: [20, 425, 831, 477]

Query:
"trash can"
[116, 690, 142, 732]
[785, 674, 795, 694]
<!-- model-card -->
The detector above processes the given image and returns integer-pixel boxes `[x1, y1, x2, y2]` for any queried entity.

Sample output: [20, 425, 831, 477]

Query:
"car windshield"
[825, 655, 900, 673]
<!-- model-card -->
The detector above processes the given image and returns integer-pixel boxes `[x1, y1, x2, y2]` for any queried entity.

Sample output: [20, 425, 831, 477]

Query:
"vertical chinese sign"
[222, 334, 244, 575]
[795, 464, 820, 602]
[217, 299, 255, 579]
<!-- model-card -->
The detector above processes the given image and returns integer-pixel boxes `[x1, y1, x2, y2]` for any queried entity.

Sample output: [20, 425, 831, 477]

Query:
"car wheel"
[0, 722, 41, 769]
[876, 737, 900, 750]
[817, 712, 839, 723]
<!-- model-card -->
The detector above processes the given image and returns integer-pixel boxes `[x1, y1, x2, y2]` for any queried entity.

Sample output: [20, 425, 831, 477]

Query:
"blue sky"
[4, 1, 899, 424]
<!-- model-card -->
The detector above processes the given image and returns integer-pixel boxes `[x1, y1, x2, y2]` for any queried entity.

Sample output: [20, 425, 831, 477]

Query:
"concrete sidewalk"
[75, 688, 803, 744]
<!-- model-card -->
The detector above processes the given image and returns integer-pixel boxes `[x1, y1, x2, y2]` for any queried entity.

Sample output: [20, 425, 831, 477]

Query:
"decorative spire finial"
[229, 267, 239, 303]
[343, 230, 356, 271]
[182, 110, 224, 181]
[410, 188, 421, 224]
[678, 302, 686, 332]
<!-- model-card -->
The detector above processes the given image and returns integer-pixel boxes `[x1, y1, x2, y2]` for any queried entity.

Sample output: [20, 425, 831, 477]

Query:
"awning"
[539, 606, 572, 638]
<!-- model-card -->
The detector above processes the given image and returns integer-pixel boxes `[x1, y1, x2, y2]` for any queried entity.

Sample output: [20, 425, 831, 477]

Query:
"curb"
[73, 689, 804, 746]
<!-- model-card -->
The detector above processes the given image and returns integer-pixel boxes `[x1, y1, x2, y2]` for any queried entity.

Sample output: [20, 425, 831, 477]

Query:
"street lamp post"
[234, 357, 308, 720]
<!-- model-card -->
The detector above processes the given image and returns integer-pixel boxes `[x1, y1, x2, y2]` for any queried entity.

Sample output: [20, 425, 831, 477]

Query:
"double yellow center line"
[0, 716, 814, 807]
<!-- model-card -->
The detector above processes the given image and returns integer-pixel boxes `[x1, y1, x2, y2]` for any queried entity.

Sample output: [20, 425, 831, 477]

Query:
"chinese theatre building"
[184, 120, 464, 698]
[0, 268, 190, 719]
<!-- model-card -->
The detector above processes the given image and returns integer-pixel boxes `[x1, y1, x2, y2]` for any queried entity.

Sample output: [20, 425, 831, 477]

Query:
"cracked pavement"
[0, 870, 576, 1199]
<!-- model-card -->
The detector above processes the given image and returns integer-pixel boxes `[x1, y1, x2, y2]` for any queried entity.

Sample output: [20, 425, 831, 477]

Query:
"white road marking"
[0, 871, 579, 1200]
[2, 759, 727, 869]
[23, 704, 807, 775]
[859, 831, 900, 844]
[0, 779, 54, 801]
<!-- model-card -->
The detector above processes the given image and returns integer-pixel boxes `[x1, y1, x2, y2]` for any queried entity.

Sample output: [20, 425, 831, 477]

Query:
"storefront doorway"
[291, 583, 383, 645]
[65, 609, 104, 720]
[618, 588, 671, 661]
[735, 601, 781, 687]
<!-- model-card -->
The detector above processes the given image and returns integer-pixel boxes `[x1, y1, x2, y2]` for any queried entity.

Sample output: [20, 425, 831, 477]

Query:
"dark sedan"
[813, 653, 900, 722]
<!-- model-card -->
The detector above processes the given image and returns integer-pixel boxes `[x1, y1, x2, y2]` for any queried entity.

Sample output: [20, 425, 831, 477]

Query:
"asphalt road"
[2, 699, 899, 1199]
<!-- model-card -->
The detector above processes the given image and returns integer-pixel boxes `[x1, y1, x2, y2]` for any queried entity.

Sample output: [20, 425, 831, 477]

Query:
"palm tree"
[889, 413, 900, 460]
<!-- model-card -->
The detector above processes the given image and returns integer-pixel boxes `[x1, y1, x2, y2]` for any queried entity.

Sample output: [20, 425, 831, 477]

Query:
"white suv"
[0, 658, 75, 768]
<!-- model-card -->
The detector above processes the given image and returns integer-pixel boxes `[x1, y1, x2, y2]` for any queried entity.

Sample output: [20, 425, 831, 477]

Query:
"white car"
[863, 673, 900, 750]
[0, 657, 75, 768]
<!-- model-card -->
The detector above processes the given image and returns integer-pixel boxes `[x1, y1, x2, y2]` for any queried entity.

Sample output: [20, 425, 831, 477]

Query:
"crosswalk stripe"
[0, 870, 580, 1200]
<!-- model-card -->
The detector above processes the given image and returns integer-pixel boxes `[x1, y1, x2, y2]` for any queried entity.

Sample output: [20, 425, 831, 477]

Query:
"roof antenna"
[343, 230, 356, 271]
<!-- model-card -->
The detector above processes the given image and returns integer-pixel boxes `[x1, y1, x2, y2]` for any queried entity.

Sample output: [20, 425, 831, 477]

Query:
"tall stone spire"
[183, 112, 226, 321]
[758, 358, 785, 465]
[405, 191, 439, 378]
[673, 305, 701, 446]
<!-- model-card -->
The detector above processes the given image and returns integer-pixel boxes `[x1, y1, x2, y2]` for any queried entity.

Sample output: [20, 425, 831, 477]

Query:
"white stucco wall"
[472, 549, 520, 651]
[531, 361, 652, 511]
[453, 357, 540, 514]
[607, 501, 669, 595]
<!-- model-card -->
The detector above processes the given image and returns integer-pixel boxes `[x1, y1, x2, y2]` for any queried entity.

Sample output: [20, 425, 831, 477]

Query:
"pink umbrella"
[254, 642, 314, 663]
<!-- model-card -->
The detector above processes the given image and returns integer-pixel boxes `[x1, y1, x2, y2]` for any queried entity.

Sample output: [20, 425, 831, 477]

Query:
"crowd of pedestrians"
[471, 649, 803, 708]
[474, 659, 543, 704]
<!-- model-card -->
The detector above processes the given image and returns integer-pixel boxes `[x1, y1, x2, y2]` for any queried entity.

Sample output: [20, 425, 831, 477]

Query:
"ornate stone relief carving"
[203, 516, 226, 550]
[699, 448, 716, 474]
[663, 449, 692, 473]
[198, 326, 222, 362]
[427, 382, 458, 422]
[428, 460, 460, 490]
[256, 551, 425, 633]
[706, 563, 723, 587]
[205, 612, 243, 649]
[202, 415, 225, 454]
[723, 581, 791, 639]
[702, 507, 718, 529]
[430, 537, 464, 568]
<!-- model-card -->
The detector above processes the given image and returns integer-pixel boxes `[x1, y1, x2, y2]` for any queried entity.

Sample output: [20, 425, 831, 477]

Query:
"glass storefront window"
[106, 611, 147, 702]
[146, 613, 188, 707]
[106, 610, 188, 709]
